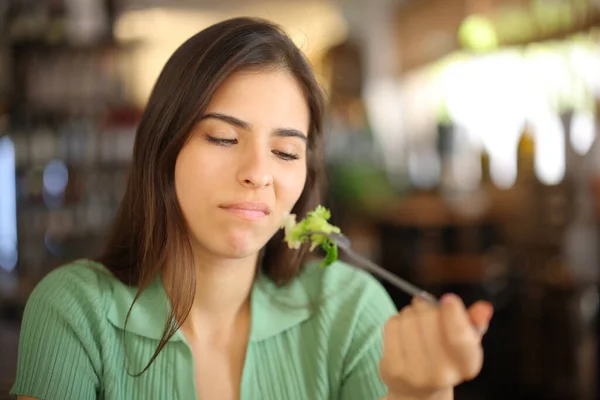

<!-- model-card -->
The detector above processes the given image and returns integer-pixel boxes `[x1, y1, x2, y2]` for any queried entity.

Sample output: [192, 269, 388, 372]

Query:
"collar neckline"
[104, 265, 313, 343]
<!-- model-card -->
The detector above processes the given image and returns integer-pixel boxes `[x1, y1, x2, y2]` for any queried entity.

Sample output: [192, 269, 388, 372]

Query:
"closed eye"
[206, 135, 300, 161]
[206, 136, 237, 146]
[273, 150, 300, 161]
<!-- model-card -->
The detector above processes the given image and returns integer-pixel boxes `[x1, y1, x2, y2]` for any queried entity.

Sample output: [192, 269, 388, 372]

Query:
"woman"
[11, 17, 493, 400]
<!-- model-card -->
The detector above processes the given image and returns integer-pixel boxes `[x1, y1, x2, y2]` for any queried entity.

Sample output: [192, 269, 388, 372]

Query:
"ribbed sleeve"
[10, 266, 104, 399]
[338, 274, 397, 400]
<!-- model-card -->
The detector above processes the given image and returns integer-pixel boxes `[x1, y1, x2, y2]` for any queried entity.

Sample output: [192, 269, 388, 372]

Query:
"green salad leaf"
[281, 205, 341, 268]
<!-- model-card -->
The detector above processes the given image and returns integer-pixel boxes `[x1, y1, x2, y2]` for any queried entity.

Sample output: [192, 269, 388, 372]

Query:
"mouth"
[219, 202, 271, 221]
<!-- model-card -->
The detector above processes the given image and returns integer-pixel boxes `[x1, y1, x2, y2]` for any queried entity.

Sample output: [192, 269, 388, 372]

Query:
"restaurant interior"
[1, 0, 600, 399]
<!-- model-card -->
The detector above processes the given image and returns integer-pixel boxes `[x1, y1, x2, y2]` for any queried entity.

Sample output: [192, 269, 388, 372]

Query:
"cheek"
[174, 144, 225, 214]
[174, 153, 198, 222]
[276, 165, 307, 208]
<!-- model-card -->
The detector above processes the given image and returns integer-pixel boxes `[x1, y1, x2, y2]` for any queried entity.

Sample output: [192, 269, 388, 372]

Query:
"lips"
[220, 202, 271, 221]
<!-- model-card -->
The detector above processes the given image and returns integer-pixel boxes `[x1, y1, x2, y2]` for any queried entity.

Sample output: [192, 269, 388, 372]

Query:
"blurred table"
[365, 190, 599, 399]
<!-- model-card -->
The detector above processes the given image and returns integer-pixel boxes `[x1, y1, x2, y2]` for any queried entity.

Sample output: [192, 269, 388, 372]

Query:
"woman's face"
[175, 69, 310, 262]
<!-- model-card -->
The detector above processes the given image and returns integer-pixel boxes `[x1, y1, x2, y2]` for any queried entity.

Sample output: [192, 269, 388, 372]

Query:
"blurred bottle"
[480, 148, 491, 188]
[46, 0, 67, 44]
[516, 122, 536, 183]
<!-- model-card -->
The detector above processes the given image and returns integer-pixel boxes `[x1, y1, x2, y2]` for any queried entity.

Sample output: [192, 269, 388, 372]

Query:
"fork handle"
[340, 246, 439, 305]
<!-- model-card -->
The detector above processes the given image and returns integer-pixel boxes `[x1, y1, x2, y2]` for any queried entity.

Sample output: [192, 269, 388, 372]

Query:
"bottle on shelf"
[516, 121, 536, 184]
[480, 147, 491, 187]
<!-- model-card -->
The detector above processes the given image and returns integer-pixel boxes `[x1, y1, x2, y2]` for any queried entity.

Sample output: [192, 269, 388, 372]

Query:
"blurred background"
[0, 0, 600, 399]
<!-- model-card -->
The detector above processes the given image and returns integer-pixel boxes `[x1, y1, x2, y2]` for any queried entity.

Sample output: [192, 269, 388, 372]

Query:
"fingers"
[440, 294, 484, 380]
[467, 300, 494, 335]
[411, 297, 459, 388]
[411, 295, 433, 312]
[382, 299, 449, 392]
[381, 312, 405, 384]
[380, 294, 490, 395]
[399, 305, 430, 387]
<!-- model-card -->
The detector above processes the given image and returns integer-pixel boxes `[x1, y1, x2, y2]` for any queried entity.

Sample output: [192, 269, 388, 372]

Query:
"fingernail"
[441, 293, 459, 305]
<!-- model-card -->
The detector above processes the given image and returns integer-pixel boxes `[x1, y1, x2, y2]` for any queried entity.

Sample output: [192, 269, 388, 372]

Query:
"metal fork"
[311, 231, 439, 305]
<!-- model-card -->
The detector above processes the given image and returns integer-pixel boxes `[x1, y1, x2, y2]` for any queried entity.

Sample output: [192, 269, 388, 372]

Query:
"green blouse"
[11, 259, 397, 399]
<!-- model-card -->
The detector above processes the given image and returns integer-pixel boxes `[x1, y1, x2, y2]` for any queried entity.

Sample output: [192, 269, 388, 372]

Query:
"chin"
[217, 230, 267, 259]
[192, 222, 279, 261]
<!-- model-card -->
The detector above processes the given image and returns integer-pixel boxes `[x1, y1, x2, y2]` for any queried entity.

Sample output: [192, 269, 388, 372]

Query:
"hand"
[379, 294, 494, 400]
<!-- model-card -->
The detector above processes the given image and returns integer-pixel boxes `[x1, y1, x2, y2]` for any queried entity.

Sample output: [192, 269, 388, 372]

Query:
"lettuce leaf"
[281, 205, 341, 267]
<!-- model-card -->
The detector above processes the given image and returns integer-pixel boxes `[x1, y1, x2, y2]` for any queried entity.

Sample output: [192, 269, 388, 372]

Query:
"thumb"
[467, 300, 494, 335]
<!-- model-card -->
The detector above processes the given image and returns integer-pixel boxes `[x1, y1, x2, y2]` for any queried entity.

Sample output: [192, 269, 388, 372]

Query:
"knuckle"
[447, 331, 476, 349]
[385, 312, 400, 324]
[463, 353, 484, 380]
[462, 365, 480, 381]
[385, 308, 414, 333]
[464, 366, 480, 381]
[412, 296, 435, 311]
[433, 368, 459, 388]
[383, 314, 403, 334]
[398, 305, 414, 318]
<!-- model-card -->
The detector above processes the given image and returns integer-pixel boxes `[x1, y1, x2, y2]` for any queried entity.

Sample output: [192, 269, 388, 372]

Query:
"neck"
[177, 249, 259, 335]
[196, 257, 257, 316]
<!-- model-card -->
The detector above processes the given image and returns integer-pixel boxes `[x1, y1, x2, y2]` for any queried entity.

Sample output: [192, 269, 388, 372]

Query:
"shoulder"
[300, 260, 397, 314]
[21, 259, 119, 339]
[251, 260, 397, 341]
[33, 258, 115, 290]
[11, 260, 113, 398]
[299, 261, 397, 346]
[26, 259, 115, 312]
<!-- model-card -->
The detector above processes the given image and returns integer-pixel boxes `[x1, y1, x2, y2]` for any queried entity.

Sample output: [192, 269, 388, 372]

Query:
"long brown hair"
[98, 17, 325, 373]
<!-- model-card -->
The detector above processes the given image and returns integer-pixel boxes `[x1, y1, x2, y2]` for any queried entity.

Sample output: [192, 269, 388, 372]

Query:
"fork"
[311, 231, 439, 305]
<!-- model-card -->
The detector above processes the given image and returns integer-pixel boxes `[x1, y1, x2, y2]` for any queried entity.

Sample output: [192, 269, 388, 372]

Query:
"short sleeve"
[339, 274, 397, 400]
[10, 265, 104, 400]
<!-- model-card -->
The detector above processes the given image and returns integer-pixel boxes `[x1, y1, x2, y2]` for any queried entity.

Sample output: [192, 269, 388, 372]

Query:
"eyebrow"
[200, 112, 308, 142]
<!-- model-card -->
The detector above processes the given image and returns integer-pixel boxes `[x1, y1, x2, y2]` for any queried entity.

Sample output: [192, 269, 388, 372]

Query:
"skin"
[381, 296, 493, 400]
[172, 69, 310, 400]
[19, 68, 493, 400]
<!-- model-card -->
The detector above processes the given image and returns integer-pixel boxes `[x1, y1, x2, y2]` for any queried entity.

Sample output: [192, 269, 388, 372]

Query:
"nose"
[237, 149, 273, 189]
